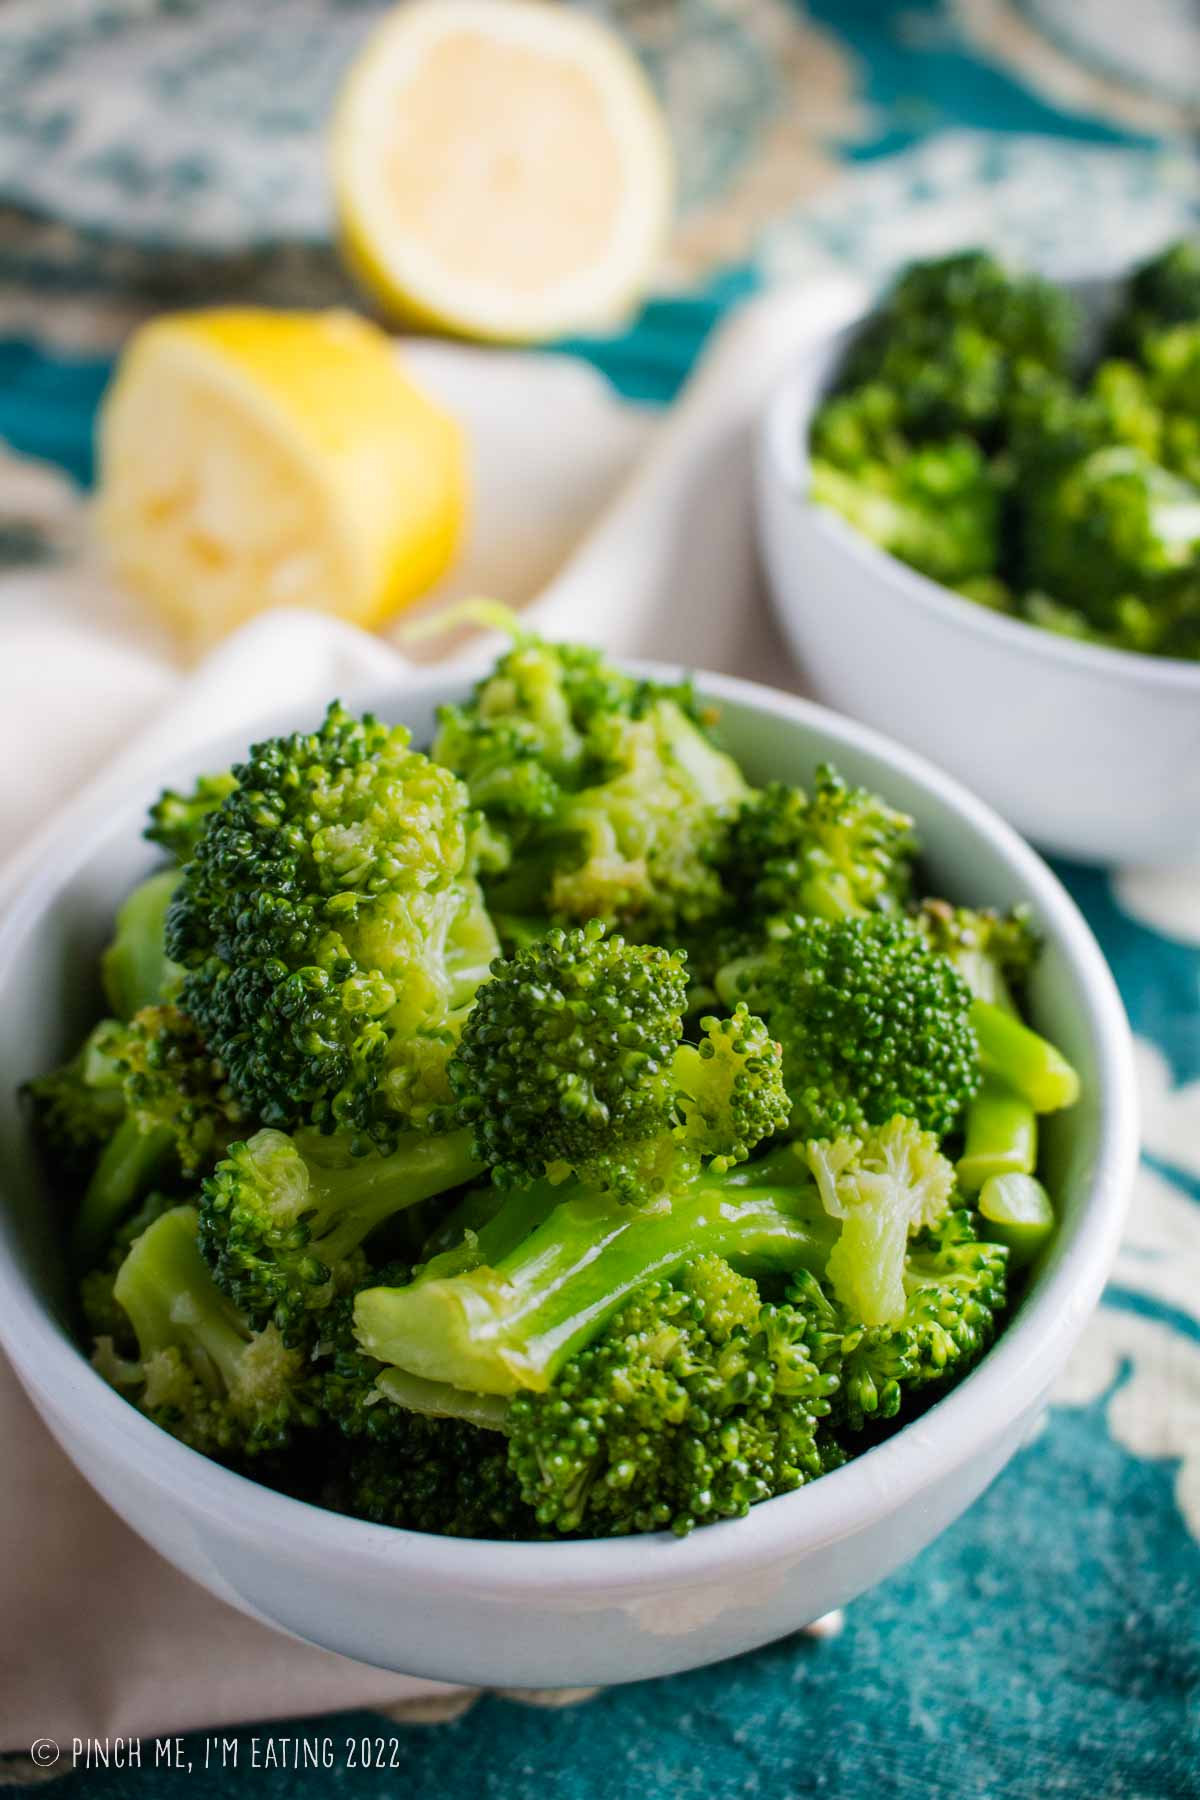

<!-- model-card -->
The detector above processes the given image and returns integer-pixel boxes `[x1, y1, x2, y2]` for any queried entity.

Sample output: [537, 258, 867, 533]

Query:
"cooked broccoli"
[507, 1256, 840, 1536]
[29, 624, 1076, 1542]
[811, 433, 1002, 586]
[448, 920, 788, 1199]
[810, 245, 1200, 659]
[719, 765, 916, 927]
[25, 1019, 126, 1180]
[94, 1204, 321, 1460]
[717, 915, 980, 1140]
[146, 770, 238, 864]
[198, 1122, 483, 1344]
[72, 1005, 243, 1269]
[839, 250, 1079, 444]
[101, 868, 182, 1021]
[346, 1422, 536, 1539]
[166, 702, 499, 1148]
[433, 620, 747, 940]
[1110, 237, 1200, 355]
[353, 1141, 840, 1397]
[789, 1206, 1007, 1429]
[1018, 445, 1200, 643]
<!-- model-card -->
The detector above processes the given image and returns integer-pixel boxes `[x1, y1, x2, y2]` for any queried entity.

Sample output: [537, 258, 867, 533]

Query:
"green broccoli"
[198, 1122, 482, 1343]
[507, 1256, 840, 1536]
[25, 1020, 127, 1180]
[353, 1141, 840, 1397]
[1110, 237, 1200, 355]
[789, 1206, 1007, 1430]
[448, 920, 788, 1198]
[1018, 444, 1200, 645]
[840, 250, 1079, 444]
[811, 434, 1002, 586]
[94, 1204, 321, 1460]
[166, 702, 499, 1148]
[346, 1422, 536, 1539]
[101, 868, 183, 1021]
[717, 915, 981, 1140]
[71, 1005, 244, 1270]
[433, 619, 746, 940]
[718, 764, 917, 927]
[146, 770, 238, 864]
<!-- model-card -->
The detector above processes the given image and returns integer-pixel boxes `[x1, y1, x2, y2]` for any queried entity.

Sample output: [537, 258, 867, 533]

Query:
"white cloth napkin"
[0, 279, 865, 1750]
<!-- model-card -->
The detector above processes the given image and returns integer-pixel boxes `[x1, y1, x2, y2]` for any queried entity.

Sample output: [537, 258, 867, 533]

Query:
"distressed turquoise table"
[1, 2, 1198, 1794]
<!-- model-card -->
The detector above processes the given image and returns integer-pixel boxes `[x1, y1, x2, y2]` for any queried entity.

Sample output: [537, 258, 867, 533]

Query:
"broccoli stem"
[355, 1171, 838, 1396]
[73, 1117, 174, 1271]
[418, 1177, 564, 1282]
[970, 999, 1080, 1113]
[956, 1079, 1037, 1194]
[101, 869, 182, 1020]
[374, 1367, 509, 1432]
[978, 1173, 1056, 1270]
[307, 1127, 485, 1267]
[114, 1204, 250, 1387]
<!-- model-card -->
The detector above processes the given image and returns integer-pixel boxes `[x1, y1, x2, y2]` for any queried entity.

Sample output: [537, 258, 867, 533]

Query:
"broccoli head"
[1018, 444, 1200, 643]
[841, 250, 1079, 444]
[448, 920, 788, 1198]
[346, 1421, 537, 1539]
[198, 1122, 482, 1344]
[94, 1205, 321, 1461]
[433, 622, 746, 940]
[717, 915, 981, 1141]
[146, 771, 238, 864]
[719, 764, 916, 926]
[166, 701, 499, 1147]
[1110, 237, 1200, 355]
[789, 1206, 1008, 1430]
[810, 433, 1002, 587]
[507, 1256, 840, 1537]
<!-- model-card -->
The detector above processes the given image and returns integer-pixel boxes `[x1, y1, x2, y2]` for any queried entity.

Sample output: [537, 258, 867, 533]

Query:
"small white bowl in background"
[756, 283, 1200, 867]
[0, 670, 1137, 1687]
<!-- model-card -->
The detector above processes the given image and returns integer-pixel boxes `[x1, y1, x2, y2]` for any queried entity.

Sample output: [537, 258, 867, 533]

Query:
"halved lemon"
[95, 308, 466, 650]
[331, 0, 674, 343]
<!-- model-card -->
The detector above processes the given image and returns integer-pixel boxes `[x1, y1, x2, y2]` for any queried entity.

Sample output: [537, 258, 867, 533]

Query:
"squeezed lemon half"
[95, 308, 467, 650]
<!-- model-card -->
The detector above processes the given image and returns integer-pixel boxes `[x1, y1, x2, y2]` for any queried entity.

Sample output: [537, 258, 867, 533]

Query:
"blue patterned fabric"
[2, 2, 1199, 1793]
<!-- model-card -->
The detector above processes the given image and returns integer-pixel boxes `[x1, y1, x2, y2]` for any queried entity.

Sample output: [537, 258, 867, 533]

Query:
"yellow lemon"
[96, 308, 466, 650]
[331, 0, 673, 343]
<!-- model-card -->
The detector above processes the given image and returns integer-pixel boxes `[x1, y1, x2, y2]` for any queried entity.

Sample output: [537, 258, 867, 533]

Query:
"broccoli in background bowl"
[808, 243, 1200, 660]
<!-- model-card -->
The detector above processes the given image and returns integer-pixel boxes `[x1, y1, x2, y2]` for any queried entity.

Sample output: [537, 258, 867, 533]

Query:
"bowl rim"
[761, 302, 1200, 693]
[0, 663, 1139, 1594]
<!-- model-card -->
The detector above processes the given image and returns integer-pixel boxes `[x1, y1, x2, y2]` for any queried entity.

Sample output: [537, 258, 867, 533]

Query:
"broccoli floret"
[1110, 238, 1200, 355]
[94, 1205, 320, 1460]
[719, 765, 916, 927]
[101, 868, 183, 1021]
[789, 1206, 1008, 1429]
[448, 920, 788, 1199]
[166, 702, 499, 1147]
[811, 435, 1002, 586]
[353, 1145, 839, 1397]
[198, 1123, 482, 1343]
[71, 1005, 244, 1270]
[433, 622, 746, 940]
[507, 1256, 839, 1536]
[840, 250, 1079, 444]
[146, 771, 238, 864]
[1018, 444, 1200, 641]
[346, 1422, 537, 1540]
[914, 900, 1039, 1011]
[806, 1115, 957, 1327]
[717, 915, 980, 1141]
[25, 1020, 126, 1180]
[541, 700, 749, 938]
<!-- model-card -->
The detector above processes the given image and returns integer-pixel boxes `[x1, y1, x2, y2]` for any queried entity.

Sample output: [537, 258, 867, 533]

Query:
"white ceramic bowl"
[0, 669, 1137, 1688]
[756, 286, 1200, 867]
